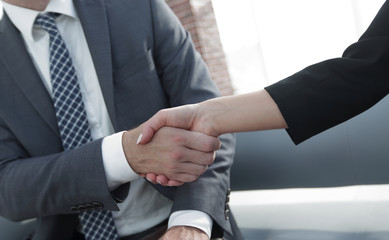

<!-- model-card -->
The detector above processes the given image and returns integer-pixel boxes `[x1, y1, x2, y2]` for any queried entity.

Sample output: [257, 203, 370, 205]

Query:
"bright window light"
[212, 0, 386, 94]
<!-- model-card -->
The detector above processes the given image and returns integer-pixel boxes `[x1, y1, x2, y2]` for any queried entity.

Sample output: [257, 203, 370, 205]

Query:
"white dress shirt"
[2, 0, 212, 237]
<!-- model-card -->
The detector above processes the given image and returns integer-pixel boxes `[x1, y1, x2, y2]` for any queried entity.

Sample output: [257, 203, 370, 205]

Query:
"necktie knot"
[35, 12, 60, 34]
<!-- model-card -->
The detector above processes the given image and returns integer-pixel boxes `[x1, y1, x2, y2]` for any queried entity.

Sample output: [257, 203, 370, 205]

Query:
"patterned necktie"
[35, 13, 119, 240]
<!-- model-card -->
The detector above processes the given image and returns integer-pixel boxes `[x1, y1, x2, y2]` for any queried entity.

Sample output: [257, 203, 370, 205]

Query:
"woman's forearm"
[139, 89, 288, 144]
[200, 89, 288, 135]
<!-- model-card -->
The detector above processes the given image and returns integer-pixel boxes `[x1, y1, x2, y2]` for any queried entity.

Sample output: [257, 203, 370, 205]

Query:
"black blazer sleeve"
[265, 0, 389, 144]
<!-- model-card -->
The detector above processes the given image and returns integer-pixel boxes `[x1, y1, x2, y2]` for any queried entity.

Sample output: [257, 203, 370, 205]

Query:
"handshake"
[122, 101, 222, 187]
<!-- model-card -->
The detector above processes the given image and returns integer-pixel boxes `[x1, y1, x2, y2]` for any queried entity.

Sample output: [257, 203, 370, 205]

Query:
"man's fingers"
[159, 161, 208, 183]
[180, 131, 221, 152]
[166, 172, 201, 183]
[145, 160, 208, 184]
[166, 148, 215, 168]
[145, 174, 184, 186]
[155, 175, 169, 186]
[144, 173, 158, 184]
[167, 179, 184, 186]
[146, 172, 200, 186]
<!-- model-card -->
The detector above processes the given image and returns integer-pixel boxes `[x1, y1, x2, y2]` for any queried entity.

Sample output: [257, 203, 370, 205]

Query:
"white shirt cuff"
[168, 210, 213, 238]
[101, 131, 139, 190]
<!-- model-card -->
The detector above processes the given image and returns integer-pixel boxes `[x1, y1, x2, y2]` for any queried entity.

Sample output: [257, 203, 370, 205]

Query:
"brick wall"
[165, 0, 234, 96]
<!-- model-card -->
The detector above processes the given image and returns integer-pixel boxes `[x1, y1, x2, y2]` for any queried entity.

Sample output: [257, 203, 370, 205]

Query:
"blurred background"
[212, 0, 385, 94]
[167, 0, 385, 94]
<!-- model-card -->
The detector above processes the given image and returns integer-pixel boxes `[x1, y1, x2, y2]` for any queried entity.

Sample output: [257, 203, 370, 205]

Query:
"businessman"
[0, 0, 241, 239]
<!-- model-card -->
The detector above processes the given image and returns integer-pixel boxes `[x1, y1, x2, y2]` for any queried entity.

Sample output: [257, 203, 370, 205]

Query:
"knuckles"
[184, 174, 198, 183]
[171, 134, 185, 144]
[169, 150, 183, 161]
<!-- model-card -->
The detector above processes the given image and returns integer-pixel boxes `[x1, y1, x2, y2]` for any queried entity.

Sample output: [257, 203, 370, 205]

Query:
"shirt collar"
[2, 0, 78, 42]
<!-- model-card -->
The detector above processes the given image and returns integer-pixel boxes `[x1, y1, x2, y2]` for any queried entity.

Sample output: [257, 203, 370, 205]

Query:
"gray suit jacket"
[0, 0, 240, 239]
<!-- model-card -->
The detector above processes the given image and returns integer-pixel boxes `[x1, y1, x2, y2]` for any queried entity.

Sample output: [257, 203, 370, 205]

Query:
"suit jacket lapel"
[0, 13, 60, 137]
[73, 0, 118, 131]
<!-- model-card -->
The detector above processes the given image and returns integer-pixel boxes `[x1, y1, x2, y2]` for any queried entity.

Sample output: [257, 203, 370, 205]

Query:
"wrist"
[199, 100, 221, 137]
[122, 128, 142, 174]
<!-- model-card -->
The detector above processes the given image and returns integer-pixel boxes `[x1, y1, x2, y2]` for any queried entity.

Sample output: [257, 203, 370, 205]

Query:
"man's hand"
[143, 172, 183, 186]
[137, 103, 220, 186]
[159, 226, 210, 240]
[123, 126, 220, 183]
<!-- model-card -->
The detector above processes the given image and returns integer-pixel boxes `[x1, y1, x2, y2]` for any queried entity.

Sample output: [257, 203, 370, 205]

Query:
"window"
[212, 0, 385, 93]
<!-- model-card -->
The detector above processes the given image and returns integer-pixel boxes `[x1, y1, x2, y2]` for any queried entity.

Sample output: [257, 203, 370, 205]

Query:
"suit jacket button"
[78, 205, 87, 212]
[70, 206, 80, 213]
[92, 202, 103, 209]
[85, 203, 94, 210]
[224, 209, 230, 220]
